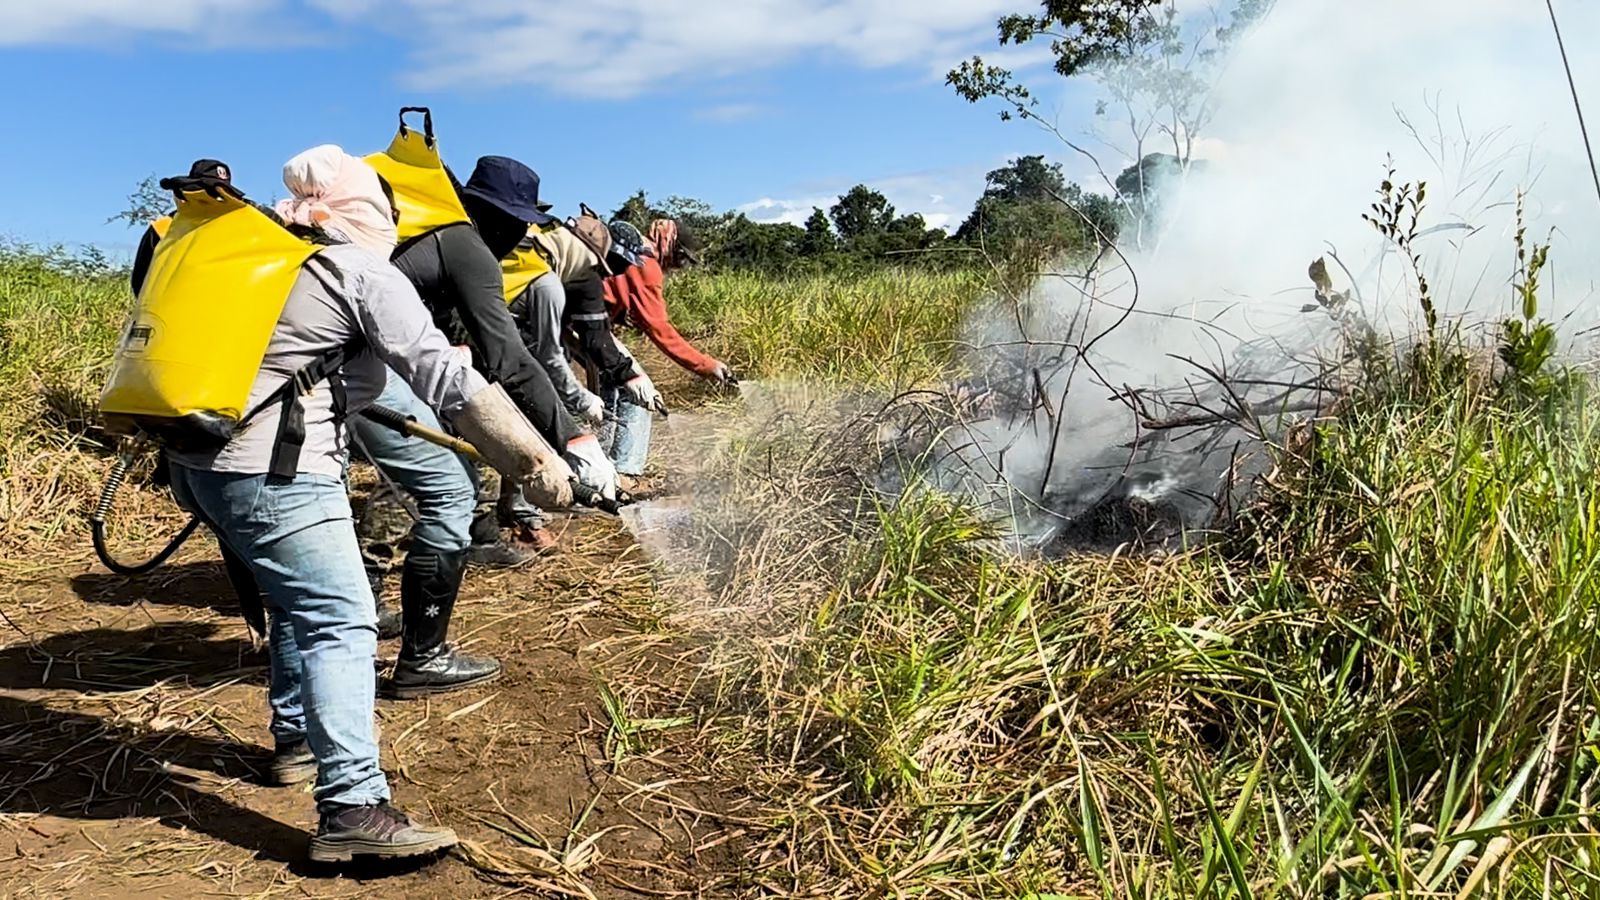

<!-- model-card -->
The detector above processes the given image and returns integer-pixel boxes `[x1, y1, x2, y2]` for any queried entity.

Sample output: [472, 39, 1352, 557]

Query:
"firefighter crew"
[100, 160, 573, 863]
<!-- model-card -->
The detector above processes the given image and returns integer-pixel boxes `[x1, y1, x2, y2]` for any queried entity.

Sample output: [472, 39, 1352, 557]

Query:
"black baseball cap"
[188, 159, 231, 182]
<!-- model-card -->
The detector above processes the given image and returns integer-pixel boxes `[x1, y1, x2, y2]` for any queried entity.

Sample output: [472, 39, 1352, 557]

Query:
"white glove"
[564, 434, 619, 502]
[708, 361, 739, 386]
[623, 373, 664, 414]
[575, 390, 606, 426]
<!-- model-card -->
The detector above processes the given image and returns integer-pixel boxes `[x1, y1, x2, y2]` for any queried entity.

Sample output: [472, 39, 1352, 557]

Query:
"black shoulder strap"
[262, 339, 363, 480]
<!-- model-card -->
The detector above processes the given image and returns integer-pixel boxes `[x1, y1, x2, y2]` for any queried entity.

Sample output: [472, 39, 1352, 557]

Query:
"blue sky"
[0, 0, 1104, 258]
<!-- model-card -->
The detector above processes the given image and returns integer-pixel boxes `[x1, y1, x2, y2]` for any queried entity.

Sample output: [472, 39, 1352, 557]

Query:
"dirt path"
[0, 361, 745, 899]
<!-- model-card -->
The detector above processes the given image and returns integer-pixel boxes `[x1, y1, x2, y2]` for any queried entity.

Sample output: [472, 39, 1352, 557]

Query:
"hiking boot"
[374, 596, 403, 641]
[270, 739, 317, 786]
[497, 481, 551, 530]
[308, 801, 458, 863]
[384, 550, 503, 699]
[465, 539, 536, 570]
[510, 525, 559, 556]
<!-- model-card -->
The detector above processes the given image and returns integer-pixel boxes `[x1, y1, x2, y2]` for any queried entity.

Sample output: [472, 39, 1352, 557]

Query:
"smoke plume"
[936, 0, 1600, 552]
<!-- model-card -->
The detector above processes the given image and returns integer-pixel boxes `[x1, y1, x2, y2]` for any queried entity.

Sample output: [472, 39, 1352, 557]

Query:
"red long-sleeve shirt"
[602, 256, 721, 378]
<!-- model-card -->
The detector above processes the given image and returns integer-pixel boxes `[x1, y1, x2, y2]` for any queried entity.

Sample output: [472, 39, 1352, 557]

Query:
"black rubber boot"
[385, 550, 502, 699]
[308, 801, 457, 863]
[270, 739, 317, 786]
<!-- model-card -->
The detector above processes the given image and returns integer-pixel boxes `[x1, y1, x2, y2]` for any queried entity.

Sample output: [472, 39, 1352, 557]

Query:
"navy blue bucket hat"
[461, 156, 557, 225]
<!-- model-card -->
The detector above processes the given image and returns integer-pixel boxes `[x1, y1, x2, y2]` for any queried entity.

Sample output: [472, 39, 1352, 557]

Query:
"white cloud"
[0, 0, 271, 44]
[740, 162, 992, 233]
[13, 0, 1016, 98]
[739, 196, 834, 227]
[375, 0, 1021, 96]
[693, 103, 770, 124]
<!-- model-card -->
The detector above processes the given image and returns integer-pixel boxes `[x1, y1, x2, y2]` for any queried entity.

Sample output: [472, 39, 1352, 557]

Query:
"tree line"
[611, 152, 1180, 274]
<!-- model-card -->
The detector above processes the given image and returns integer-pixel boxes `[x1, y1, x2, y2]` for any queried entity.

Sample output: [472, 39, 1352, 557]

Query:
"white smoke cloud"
[1154, 0, 1600, 325]
[942, 0, 1600, 550]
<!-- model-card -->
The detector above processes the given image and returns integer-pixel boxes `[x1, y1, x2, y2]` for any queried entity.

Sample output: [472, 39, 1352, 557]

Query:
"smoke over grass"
[932, 0, 1600, 550]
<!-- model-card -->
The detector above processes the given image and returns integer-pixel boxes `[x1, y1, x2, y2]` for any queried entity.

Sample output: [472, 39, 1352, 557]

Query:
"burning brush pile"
[615, 234, 1600, 895]
[873, 255, 1365, 557]
[645, 254, 1368, 572]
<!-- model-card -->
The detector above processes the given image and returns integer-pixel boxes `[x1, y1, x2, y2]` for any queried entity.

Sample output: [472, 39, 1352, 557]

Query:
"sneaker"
[270, 739, 317, 786]
[308, 801, 458, 863]
[465, 539, 536, 570]
[374, 597, 403, 641]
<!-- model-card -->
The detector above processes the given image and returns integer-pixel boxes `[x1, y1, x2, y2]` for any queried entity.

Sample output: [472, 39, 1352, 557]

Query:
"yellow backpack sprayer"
[89, 168, 628, 581]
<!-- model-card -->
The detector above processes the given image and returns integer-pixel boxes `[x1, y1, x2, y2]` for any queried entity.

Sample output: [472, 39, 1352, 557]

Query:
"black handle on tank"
[398, 107, 436, 147]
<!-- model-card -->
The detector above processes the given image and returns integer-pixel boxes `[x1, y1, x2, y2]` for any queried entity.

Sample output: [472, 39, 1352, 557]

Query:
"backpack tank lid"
[365, 107, 471, 243]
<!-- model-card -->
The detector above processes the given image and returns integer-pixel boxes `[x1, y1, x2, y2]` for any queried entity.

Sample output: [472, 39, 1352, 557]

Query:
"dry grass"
[596, 346, 1600, 897]
[0, 246, 192, 579]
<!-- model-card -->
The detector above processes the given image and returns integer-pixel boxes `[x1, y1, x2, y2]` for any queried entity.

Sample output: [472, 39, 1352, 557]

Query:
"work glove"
[449, 383, 574, 509]
[575, 390, 606, 427]
[564, 434, 620, 503]
[623, 372, 666, 416]
[708, 361, 739, 387]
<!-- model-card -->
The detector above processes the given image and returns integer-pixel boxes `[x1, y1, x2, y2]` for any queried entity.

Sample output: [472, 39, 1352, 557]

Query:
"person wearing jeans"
[171, 468, 389, 808]
[348, 367, 501, 698]
[145, 151, 573, 863]
[511, 221, 664, 474]
[601, 220, 737, 481]
[601, 382, 652, 477]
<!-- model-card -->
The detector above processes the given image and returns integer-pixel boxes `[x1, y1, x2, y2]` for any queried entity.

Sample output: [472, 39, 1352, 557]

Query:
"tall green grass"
[0, 246, 135, 566]
[650, 347, 1600, 896]
[665, 266, 990, 388]
[0, 246, 126, 439]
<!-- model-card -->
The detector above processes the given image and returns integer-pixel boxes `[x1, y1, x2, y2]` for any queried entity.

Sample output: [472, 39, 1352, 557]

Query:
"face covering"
[276, 145, 399, 258]
[465, 196, 527, 261]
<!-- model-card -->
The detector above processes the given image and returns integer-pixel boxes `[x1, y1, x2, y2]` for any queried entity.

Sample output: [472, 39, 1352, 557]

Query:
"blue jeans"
[169, 465, 388, 813]
[602, 386, 652, 476]
[349, 367, 477, 554]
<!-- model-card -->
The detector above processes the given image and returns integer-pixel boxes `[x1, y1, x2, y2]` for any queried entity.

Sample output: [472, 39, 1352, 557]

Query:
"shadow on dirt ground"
[0, 693, 300, 859]
[0, 621, 264, 692]
[71, 561, 248, 617]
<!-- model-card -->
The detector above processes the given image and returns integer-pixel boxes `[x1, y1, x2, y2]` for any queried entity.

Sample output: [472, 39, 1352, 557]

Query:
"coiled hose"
[89, 448, 201, 575]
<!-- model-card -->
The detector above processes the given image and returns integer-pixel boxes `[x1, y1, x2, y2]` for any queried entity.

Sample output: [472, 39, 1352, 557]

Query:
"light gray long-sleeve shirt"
[170, 243, 489, 478]
[509, 272, 596, 414]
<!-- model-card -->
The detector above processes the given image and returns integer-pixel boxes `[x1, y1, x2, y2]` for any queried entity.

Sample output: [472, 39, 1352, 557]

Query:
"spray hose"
[89, 409, 631, 576]
[358, 405, 634, 515]
[89, 446, 201, 576]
